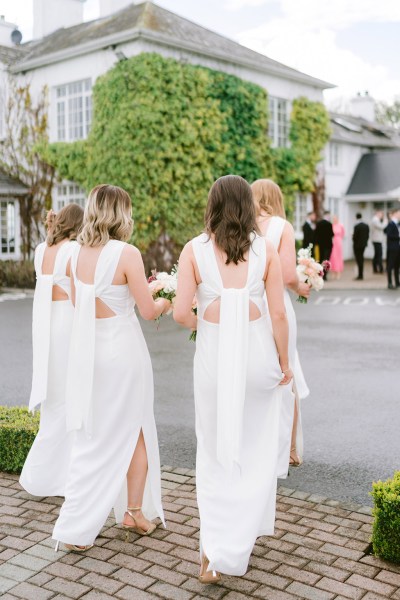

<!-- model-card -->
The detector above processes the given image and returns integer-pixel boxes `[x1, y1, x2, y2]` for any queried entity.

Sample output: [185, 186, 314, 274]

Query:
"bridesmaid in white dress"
[20, 204, 83, 497]
[251, 179, 310, 474]
[52, 184, 170, 551]
[174, 175, 292, 581]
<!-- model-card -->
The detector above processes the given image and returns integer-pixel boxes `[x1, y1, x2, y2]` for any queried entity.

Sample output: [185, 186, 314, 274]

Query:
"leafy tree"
[0, 79, 55, 258]
[274, 97, 331, 217]
[376, 100, 400, 129]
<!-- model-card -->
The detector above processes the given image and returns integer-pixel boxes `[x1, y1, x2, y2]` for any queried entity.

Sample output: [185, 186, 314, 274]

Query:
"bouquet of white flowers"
[296, 245, 330, 304]
[148, 266, 178, 317]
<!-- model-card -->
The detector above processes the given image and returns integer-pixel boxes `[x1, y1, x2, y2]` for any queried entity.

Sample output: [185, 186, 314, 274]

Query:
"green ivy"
[0, 406, 40, 473]
[370, 471, 400, 564]
[48, 53, 330, 261]
[273, 97, 331, 218]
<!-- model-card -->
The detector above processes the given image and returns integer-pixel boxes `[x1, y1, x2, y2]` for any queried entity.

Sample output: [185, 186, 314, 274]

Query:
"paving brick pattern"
[0, 468, 399, 599]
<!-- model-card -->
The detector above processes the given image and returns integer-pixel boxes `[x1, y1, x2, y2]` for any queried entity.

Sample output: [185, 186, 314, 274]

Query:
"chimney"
[33, 0, 86, 39]
[349, 91, 375, 122]
[0, 15, 18, 47]
[99, 0, 135, 18]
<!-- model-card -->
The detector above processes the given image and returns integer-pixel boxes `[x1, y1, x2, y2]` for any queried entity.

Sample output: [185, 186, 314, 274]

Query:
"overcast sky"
[1, 0, 399, 106]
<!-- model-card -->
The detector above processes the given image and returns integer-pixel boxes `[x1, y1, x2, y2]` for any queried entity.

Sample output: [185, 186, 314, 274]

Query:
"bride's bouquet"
[296, 245, 330, 304]
[148, 266, 178, 317]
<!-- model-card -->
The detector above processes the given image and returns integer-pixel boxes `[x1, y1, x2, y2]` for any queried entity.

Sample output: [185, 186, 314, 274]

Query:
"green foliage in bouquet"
[0, 406, 40, 473]
[370, 471, 400, 564]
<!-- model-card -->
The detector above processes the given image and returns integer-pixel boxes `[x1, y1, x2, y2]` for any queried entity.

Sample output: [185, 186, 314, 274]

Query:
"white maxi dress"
[20, 241, 77, 497]
[52, 240, 164, 546]
[192, 233, 283, 576]
[264, 216, 310, 478]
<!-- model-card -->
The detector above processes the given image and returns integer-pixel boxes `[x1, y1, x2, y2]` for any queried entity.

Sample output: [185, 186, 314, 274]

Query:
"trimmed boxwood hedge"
[371, 471, 400, 564]
[0, 406, 39, 473]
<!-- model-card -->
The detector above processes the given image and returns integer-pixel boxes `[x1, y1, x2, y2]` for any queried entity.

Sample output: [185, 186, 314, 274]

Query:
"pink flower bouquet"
[148, 266, 178, 318]
[296, 245, 330, 304]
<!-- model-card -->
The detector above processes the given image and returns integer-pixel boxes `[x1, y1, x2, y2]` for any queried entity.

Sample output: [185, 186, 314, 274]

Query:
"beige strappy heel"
[199, 554, 221, 584]
[122, 506, 157, 541]
[289, 446, 303, 467]
[55, 541, 93, 552]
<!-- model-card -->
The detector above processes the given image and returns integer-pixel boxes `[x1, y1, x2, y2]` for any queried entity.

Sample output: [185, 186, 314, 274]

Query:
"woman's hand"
[296, 282, 311, 299]
[279, 367, 293, 386]
[158, 298, 172, 315]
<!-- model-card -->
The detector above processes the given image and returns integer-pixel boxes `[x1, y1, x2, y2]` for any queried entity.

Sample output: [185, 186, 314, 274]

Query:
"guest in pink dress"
[330, 215, 345, 278]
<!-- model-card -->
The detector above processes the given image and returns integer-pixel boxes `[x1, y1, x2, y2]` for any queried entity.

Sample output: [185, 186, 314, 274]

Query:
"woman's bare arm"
[265, 240, 291, 381]
[121, 245, 170, 320]
[173, 242, 197, 330]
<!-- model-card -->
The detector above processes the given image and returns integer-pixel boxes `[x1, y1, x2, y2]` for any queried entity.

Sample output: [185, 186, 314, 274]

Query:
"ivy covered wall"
[48, 52, 330, 267]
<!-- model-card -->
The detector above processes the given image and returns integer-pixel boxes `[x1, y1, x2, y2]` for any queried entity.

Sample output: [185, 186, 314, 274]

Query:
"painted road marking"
[314, 296, 400, 306]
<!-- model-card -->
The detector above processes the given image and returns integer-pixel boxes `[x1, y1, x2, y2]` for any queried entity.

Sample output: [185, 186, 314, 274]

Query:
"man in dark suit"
[352, 213, 370, 280]
[302, 212, 316, 250]
[314, 211, 334, 278]
[384, 208, 400, 289]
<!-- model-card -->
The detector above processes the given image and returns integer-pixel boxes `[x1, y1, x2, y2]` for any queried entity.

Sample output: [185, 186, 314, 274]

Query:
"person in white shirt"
[371, 210, 387, 274]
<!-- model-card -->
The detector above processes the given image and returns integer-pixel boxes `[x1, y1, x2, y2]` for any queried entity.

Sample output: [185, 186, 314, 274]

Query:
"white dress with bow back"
[20, 240, 77, 497]
[52, 240, 164, 546]
[264, 216, 309, 477]
[192, 232, 282, 576]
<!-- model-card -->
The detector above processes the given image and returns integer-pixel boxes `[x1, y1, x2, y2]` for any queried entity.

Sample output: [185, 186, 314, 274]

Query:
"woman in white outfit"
[20, 204, 84, 497]
[174, 175, 292, 582]
[251, 179, 310, 473]
[52, 184, 170, 552]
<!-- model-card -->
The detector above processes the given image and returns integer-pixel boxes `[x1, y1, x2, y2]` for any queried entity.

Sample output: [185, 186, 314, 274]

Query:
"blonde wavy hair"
[78, 184, 134, 246]
[251, 179, 286, 219]
[46, 203, 84, 246]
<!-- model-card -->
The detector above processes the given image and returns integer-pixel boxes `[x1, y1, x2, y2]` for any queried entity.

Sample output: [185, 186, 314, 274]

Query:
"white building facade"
[1, 0, 334, 260]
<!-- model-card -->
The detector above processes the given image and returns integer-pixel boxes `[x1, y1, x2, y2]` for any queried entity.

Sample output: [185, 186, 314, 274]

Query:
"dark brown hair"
[205, 175, 258, 265]
[46, 203, 84, 246]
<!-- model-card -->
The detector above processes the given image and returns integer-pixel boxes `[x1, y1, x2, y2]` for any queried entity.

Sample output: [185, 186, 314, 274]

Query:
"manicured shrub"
[371, 471, 400, 564]
[0, 406, 39, 473]
[0, 260, 35, 289]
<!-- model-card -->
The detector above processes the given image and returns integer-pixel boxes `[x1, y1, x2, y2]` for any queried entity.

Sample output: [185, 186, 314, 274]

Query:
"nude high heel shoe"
[122, 506, 157, 541]
[289, 446, 303, 467]
[55, 541, 93, 552]
[199, 554, 221, 584]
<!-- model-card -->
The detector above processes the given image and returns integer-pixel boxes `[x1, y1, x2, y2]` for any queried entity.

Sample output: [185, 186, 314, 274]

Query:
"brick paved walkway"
[1, 467, 399, 600]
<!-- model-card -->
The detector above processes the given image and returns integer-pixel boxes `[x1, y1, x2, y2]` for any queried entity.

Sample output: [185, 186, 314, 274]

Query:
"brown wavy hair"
[251, 178, 286, 218]
[205, 175, 258, 265]
[78, 184, 133, 246]
[46, 204, 84, 246]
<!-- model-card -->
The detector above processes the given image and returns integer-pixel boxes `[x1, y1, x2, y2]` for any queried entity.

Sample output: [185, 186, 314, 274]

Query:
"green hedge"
[0, 406, 39, 473]
[371, 471, 400, 563]
[0, 260, 35, 289]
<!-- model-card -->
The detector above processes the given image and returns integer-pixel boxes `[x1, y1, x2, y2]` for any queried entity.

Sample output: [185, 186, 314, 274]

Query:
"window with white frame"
[328, 143, 341, 168]
[55, 79, 92, 142]
[0, 200, 16, 255]
[293, 194, 310, 236]
[268, 96, 290, 148]
[55, 183, 86, 211]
